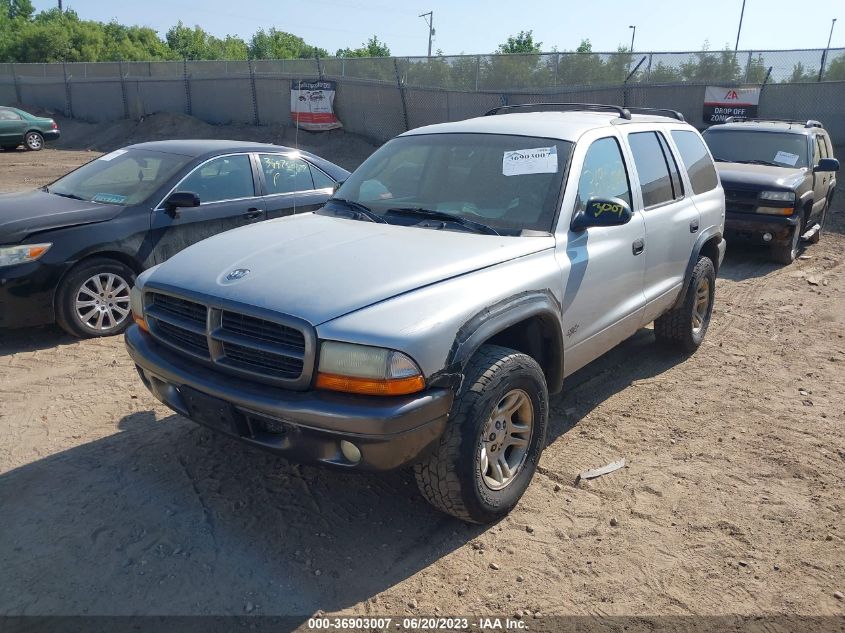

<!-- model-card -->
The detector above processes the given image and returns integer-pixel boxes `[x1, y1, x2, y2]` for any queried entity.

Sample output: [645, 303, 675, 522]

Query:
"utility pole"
[818, 18, 837, 80]
[628, 25, 636, 53]
[58, 0, 63, 10]
[419, 11, 434, 57]
[734, 0, 746, 53]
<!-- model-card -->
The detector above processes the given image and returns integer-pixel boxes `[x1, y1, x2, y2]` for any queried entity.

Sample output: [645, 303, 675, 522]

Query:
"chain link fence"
[1, 47, 844, 144]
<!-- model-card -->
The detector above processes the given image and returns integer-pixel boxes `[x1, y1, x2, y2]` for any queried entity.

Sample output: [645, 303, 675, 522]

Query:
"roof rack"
[625, 107, 685, 122]
[484, 103, 632, 120]
[724, 116, 823, 128]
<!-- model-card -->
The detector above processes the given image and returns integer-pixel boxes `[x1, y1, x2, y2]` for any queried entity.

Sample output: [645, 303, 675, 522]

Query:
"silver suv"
[126, 104, 726, 523]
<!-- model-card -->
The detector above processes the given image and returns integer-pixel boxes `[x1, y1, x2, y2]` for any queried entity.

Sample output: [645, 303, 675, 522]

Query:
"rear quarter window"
[671, 130, 719, 194]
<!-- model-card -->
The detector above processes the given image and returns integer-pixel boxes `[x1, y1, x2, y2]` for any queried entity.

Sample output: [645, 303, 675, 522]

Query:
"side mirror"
[164, 191, 200, 218]
[814, 158, 840, 173]
[571, 197, 633, 232]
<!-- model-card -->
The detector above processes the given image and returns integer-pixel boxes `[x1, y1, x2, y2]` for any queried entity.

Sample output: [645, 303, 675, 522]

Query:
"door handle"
[690, 219, 699, 233]
[632, 238, 645, 256]
[243, 208, 262, 220]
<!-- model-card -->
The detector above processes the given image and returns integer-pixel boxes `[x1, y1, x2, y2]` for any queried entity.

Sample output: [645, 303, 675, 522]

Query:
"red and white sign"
[291, 80, 343, 131]
[703, 86, 761, 124]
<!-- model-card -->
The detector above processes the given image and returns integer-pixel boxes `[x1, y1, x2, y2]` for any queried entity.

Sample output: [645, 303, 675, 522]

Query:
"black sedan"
[0, 140, 349, 337]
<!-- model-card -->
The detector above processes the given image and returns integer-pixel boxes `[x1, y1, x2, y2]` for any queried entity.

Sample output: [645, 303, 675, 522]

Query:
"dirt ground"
[1, 128, 844, 630]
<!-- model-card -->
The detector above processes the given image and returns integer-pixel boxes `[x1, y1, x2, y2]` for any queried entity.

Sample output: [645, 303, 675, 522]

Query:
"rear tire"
[414, 344, 548, 524]
[56, 258, 136, 338]
[770, 223, 801, 264]
[24, 131, 44, 151]
[654, 256, 716, 353]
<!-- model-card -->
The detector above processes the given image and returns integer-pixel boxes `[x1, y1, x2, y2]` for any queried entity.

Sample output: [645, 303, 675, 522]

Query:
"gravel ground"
[0, 139, 844, 630]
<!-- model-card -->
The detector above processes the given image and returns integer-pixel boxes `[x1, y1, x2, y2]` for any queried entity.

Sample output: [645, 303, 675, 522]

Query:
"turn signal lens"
[129, 285, 148, 332]
[756, 206, 795, 215]
[316, 341, 425, 396]
[133, 315, 150, 333]
[315, 372, 425, 396]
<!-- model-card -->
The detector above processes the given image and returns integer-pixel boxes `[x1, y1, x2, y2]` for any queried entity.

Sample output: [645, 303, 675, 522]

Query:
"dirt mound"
[15, 105, 378, 170]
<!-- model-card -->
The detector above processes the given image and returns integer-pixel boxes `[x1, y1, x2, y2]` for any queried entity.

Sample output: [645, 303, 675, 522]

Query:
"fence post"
[475, 55, 480, 91]
[118, 60, 130, 119]
[817, 49, 827, 82]
[12, 64, 22, 104]
[248, 58, 260, 126]
[646, 54, 653, 82]
[62, 60, 74, 118]
[183, 58, 192, 116]
[743, 51, 752, 83]
[393, 58, 409, 132]
[315, 53, 323, 79]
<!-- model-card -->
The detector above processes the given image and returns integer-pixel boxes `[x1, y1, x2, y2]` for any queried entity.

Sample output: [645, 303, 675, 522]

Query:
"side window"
[822, 135, 834, 159]
[178, 155, 255, 204]
[574, 137, 631, 212]
[309, 164, 335, 189]
[260, 154, 315, 194]
[0, 109, 22, 121]
[670, 130, 719, 194]
[628, 132, 675, 208]
[657, 133, 683, 199]
[815, 136, 828, 161]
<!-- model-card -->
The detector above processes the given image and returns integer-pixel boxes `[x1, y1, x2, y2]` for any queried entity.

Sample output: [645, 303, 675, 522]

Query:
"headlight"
[0, 243, 51, 267]
[759, 191, 795, 202]
[315, 341, 425, 396]
[129, 285, 149, 332]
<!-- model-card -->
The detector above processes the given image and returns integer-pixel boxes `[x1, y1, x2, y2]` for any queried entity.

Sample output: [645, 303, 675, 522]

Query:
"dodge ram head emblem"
[226, 268, 250, 281]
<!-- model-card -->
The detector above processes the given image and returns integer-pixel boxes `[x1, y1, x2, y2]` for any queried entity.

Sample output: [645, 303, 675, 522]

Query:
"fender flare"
[429, 290, 565, 394]
[671, 227, 723, 310]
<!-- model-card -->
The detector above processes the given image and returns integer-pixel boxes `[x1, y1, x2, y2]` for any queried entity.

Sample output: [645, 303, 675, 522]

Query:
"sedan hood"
[716, 162, 806, 190]
[145, 213, 555, 325]
[0, 190, 123, 244]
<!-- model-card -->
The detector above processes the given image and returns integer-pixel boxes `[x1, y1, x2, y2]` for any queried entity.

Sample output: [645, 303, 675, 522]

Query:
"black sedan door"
[256, 153, 336, 218]
[149, 153, 266, 264]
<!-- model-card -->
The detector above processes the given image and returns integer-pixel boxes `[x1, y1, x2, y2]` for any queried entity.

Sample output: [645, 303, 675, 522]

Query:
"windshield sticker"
[98, 149, 128, 162]
[502, 146, 557, 176]
[92, 193, 128, 204]
[773, 151, 799, 166]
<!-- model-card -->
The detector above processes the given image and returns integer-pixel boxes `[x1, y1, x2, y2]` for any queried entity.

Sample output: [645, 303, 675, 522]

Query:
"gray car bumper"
[125, 325, 453, 470]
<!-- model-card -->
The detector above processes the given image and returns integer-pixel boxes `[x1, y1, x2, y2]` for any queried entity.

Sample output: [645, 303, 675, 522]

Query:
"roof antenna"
[292, 79, 301, 216]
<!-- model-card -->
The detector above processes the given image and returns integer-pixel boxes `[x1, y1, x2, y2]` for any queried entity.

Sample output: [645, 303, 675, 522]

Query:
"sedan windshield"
[702, 130, 809, 168]
[48, 149, 193, 206]
[333, 133, 573, 234]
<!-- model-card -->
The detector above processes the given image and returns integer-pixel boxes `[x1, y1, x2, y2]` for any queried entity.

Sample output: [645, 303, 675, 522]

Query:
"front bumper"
[125, 325, 453, 470]
[0, 259, 67, 329]
[724, 211, 800, 245]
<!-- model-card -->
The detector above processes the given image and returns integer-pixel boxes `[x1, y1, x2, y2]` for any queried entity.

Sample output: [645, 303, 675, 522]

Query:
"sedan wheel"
[74, 272, 132, 333]
[25, 131, 44, 151]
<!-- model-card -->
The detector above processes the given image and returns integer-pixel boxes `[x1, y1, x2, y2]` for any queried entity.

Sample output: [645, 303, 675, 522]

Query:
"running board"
[801, 223, 821, 241]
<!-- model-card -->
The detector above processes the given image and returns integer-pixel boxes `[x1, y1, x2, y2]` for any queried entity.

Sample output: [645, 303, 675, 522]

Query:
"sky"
[33, 0, 842, 57]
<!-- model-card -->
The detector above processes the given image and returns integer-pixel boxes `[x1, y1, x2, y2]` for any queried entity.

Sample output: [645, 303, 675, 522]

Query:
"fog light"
[762, 232, 773, 242]
[340, 440, 362, 464]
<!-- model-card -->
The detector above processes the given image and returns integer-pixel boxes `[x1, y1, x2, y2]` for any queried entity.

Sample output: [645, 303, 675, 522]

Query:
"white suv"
[127, 103, 726, 523]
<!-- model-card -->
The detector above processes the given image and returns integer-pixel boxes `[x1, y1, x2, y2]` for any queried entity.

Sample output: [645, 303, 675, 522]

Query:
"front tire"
[414, 345, 549, 524]
[654, 256, 716, 352]
[56, 258, 136, 338]
[770, 223, 801, 264]
[25, 131, 44, 151]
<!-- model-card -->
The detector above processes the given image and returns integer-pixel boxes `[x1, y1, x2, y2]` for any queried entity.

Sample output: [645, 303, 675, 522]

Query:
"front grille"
[144, 290, 313, 389]
[151, 293, 207, 327]
[221, 341, 303, 379]
[155, 320, 210, 358]
[221, 311, 305, 352]
[724, 188, 758, 213]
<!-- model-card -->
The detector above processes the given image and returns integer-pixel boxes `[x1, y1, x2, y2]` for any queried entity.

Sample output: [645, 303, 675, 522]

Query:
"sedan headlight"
[759, 191, 795, 202]
[0, 243, 51, 267]
[129, 285, 149, 332]
[315, 341, 425, 396]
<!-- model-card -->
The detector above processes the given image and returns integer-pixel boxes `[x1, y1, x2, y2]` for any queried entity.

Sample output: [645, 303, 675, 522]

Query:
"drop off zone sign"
[703, 86, 761, 123]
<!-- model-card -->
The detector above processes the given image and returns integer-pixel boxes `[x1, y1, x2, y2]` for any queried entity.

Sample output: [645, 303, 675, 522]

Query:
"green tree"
[496, 30, 542, 54]
[249, 28, 327, 59]
[165, 21, 247, 60]
[822, 52, 845, 80]
[335, 35, 390, 58]
[3, 0, 34, 20]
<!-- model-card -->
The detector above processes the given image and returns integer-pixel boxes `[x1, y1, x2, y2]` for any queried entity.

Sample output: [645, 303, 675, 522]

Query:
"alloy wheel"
[74, 272, 131, 332]
[479, 388, 534, 490]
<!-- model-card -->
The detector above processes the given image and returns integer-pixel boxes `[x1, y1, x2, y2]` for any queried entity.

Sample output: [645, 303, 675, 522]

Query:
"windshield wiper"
[733, 159, 782, 167]
[325, 198, 387, 223]
[51, 191, 88, 201]
[386, 207, 500, 236]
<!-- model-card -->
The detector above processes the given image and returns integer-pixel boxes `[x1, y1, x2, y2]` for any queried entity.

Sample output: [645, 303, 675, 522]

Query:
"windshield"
[333, 133, 573, 234]
[48, 149, 193, 206]
[702, 130, 808, 168]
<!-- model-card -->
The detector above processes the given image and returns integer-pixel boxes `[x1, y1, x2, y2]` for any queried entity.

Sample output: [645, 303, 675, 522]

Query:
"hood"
[715, 162, 806, 190]
[0, 190, 123, 244]
[144, 213, 555, 325]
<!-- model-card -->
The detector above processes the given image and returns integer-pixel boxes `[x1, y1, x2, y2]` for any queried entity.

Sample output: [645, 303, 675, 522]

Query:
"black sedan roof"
[124, 139, 350, 181]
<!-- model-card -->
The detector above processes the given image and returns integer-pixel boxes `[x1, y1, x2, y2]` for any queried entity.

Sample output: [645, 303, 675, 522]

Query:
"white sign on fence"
[703, 86, 761, 124]
[290, 79, 343, 131]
